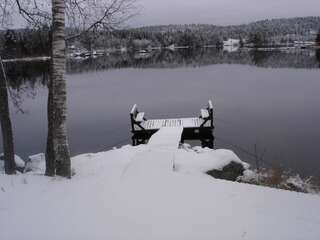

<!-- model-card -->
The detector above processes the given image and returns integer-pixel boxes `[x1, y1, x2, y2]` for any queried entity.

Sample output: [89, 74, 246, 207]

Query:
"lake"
[1, 48, 320, 177]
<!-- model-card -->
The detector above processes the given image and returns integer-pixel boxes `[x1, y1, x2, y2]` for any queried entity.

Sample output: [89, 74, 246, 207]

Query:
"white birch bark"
[51, 0, 71, 178]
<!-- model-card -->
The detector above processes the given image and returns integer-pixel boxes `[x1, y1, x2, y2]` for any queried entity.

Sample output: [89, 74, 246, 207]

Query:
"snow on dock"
[148, 127, 183, 150]
[122, 127, 183, 177]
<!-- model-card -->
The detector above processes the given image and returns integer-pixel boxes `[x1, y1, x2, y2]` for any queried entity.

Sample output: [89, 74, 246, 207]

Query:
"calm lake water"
[1, 48, 320, 176]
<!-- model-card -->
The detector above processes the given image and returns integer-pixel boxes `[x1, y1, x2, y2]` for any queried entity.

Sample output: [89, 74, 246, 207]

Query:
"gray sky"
[130, 0, 320, 26]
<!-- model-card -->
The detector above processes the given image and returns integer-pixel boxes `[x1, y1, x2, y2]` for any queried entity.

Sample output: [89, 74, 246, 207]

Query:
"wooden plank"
[140, 117, 209, 130]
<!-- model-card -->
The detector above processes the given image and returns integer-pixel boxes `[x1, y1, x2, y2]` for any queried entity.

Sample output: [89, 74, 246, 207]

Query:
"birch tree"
[49, 0, 70, 177]
[1, 0, 138, 178]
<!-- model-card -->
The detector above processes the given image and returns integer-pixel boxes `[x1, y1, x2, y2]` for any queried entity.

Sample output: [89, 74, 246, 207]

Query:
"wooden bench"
[130, 100, 214, 134]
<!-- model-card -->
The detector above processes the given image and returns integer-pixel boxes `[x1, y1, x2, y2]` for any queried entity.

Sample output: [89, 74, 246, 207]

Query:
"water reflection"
[4, 48, 320, 86]
[5, 61, 49, 89]
[66, 48, 320, 74]
[316, 49, 320, 67]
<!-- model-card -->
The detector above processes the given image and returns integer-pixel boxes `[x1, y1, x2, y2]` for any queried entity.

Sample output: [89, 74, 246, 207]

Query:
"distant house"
[294, 41, 315, 47]
[309, 30, 317, 36]
[223, 39, 240, 46]
[223, 38, 240, 52]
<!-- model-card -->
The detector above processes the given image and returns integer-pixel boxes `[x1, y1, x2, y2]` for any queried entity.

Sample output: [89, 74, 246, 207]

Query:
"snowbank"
[176, 144, 249, 174]
[1, 145, 320, 240]
[25, 153, 46, 173]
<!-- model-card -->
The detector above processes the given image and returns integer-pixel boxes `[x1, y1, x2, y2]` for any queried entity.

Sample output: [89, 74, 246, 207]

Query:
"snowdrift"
[1, 145, 320, 240]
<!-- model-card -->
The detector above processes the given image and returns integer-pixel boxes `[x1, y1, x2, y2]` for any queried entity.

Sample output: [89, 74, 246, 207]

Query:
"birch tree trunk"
[50, 0, 71, 178]
[45, 77, 55, 176]
[0, 56, 16, 174]
[45, 29, 55, 176]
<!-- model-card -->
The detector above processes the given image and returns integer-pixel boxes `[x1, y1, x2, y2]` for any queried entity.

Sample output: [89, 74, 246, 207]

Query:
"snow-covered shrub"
[239, 167, 320, 194]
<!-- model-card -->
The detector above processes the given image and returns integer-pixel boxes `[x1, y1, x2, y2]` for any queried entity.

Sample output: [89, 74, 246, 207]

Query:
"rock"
[0, 153, 25, 173]
[206, 161, 245, 181]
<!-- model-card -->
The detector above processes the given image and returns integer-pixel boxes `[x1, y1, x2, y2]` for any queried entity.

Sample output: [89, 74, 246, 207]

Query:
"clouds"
[131, 0, 320, 26]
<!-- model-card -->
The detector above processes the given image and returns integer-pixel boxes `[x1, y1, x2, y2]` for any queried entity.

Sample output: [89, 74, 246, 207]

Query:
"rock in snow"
[0, 154, 25, 172]
[175, 145, 249, 175]
[1, 145, 320, 240]
[206, 161, 246, 181]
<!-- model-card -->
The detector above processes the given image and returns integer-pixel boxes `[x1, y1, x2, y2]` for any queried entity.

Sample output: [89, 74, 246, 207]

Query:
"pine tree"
[3, 30, 17, 58]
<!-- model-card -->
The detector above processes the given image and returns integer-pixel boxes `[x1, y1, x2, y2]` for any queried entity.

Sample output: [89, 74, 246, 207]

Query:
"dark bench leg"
[132, 136, 137, 146]
[200, 134, 215, 149]
[132, 134, 148, 146]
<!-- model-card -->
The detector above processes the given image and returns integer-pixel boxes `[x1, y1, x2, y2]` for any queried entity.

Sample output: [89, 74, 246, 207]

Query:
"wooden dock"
[130, 100, 215, 148]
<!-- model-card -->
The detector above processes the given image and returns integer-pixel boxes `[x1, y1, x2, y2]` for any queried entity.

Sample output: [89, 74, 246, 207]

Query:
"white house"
[223, 38, 240, 46]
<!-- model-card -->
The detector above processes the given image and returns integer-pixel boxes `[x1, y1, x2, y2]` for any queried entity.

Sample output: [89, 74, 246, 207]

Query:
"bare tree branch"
[65, 0, 139, 41]
[14, 0, 51, 28]
[1, 0, 139, 40]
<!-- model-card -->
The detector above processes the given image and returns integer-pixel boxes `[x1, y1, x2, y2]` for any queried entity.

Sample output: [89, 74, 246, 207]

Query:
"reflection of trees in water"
[67, 48, 320, 74]
[5, 49, 320, 91]
[4, 61, 50, 111]
[5, 61, 50, 89]
[250, 49, 320, 69]
[316, 50, 320, 67]
[250, 51, 270, 66]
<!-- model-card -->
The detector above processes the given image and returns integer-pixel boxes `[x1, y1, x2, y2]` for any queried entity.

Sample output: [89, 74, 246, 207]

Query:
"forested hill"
[122, 17, 318, 46]
[1, 17, 320, 58]
[133, 17, 320, 36]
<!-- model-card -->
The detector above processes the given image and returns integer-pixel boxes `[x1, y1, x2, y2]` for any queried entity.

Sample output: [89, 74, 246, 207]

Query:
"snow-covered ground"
[2, 56, 50, 63]
[1, 145, 320, 240]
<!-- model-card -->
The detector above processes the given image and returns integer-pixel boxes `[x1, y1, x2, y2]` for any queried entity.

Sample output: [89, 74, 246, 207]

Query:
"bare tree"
[0, 55, 16, 174]
[1, 0, 138, 177]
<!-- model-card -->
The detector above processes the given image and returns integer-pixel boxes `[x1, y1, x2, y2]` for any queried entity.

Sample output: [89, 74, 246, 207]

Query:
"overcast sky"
[130, 0, 320, 26]
[3, 0, 320, 29]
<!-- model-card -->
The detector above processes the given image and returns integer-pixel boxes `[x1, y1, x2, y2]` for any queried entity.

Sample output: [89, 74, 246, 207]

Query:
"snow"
[124, 127, 183, 175]
[148, 127, 183, 150]
[2, 56, 50, 63]
[1, 144, 320, 240]
[25, 153, 46, 173]
[175, 145, 249, 174]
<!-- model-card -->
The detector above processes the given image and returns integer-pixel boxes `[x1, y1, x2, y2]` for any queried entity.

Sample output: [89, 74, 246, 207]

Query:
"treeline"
[0, 27, 51, 59]
[1, 17, 320, 58]
[69, 16, 320, 50]
[129, 17, 320, 44]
